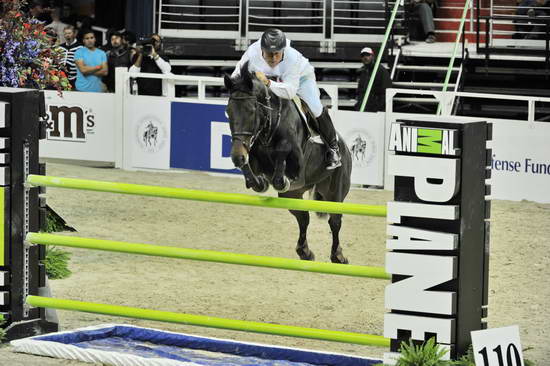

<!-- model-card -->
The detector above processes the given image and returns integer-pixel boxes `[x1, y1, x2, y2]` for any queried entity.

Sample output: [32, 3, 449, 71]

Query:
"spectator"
[27, 0, 50, 23]
[59, 25, 82, 90]
[101, 28, 116, 52]
[515, 0, 550, 39]
[354, 47, 392, 112]
[104, 31, 132, 92]
[76, 15, 94, 33]
[61, 2, 77, 26]
[75, 15, 104, 44]
[43, 28, 63, 86]
[74, 29, 108, 92]
[45, 7, 68, 44]
[410, 0, 438, 43]
[129, 34, 171, 96]
[44, 27, 59, 46]
[122, 30, 137, 48]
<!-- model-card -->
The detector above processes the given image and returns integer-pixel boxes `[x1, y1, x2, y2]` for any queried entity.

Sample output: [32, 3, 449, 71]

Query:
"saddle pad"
[292, 97, 319, 139]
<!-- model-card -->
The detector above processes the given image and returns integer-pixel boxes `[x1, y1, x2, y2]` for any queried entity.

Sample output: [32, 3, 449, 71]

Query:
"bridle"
[228, 83, 282, 151]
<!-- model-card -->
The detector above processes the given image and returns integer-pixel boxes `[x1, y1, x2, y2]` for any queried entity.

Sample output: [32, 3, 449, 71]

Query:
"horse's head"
[224, 61, 267, 168]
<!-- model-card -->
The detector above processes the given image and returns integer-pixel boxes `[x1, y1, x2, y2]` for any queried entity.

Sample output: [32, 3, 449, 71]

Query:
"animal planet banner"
[41, 90, 116, 163]
[332, 110, 386, 186]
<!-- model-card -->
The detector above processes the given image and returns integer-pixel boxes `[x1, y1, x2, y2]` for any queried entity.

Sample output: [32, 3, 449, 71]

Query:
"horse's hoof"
[296, 247, 315, 261]
[273, 176, 290, 193]
[252, 177, 269, 193]
[331, 254, 349, 264]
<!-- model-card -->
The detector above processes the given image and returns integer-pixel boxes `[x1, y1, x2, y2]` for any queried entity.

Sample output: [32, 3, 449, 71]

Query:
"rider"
[231, 28, 342, 170]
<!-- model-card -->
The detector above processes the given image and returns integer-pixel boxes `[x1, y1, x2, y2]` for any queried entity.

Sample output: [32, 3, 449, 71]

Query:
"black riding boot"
[316, 108, 342, 170]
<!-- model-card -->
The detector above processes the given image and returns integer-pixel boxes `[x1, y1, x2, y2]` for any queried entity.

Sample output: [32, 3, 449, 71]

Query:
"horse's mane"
[231, 61, 260, 94]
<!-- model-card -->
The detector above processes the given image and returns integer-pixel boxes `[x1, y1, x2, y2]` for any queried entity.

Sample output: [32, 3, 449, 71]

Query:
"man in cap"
[231, 28, 341, 170]
[104, 30, 132, 92]
[354, 47, 392, 112]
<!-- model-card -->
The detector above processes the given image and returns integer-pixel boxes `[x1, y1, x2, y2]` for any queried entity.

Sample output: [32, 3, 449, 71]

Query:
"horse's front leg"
[272, 139, 291, 192]
[241, 164, 269, 193]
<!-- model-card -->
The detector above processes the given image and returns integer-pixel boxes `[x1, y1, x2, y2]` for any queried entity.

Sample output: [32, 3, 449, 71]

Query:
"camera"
[137, 38, 154, 56]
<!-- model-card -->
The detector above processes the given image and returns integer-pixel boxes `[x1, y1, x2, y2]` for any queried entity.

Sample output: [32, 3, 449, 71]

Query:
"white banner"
[386, 113, 550, 203]
[490, 120, 550, 203]
[333, 110, 385, 186]
[41, 91, 116, 163]
[125, 96, 171, 170]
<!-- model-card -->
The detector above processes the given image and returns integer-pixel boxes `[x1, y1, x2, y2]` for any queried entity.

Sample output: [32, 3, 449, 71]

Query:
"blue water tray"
[11, 324, 383, 366]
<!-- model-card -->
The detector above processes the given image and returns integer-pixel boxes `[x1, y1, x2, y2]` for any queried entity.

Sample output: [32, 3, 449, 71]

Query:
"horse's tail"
[309, 186, 328, 219]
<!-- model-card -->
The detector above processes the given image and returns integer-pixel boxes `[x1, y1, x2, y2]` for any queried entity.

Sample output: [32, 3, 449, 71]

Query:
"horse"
[224, 62, 352, 264]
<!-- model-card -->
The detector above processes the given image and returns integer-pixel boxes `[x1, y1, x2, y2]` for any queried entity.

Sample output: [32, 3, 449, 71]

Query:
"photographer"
[129, 34, 171, 96]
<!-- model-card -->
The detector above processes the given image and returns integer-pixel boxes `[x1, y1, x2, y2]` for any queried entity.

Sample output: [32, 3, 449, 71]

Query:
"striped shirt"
[59, 40, 82, 81]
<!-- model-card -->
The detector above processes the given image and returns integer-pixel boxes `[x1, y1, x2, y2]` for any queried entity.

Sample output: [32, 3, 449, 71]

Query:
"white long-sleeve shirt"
[129, 55, 171, 74]
[231, 40, 315, 100]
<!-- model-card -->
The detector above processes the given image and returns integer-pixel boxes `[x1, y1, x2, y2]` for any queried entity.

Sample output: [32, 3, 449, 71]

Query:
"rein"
[229, 84, 282, 149]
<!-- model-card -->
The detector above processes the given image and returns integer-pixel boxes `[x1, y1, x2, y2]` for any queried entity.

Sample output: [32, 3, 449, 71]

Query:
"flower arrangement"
[0, 0, 70, 91]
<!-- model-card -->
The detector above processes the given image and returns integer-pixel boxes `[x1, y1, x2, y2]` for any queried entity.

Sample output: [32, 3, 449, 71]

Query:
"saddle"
[291, 97, 323, 146]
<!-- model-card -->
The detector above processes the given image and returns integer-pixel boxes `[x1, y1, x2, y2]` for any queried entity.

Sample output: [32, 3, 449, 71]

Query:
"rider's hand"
[150, 47, 159, 60]
[255, 71, 270, 86]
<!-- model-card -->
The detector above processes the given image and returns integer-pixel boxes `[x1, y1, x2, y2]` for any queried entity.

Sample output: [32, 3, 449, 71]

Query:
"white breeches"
[297, 75, 323, 118]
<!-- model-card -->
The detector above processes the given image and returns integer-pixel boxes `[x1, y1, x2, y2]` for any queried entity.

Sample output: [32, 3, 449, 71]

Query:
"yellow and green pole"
[27, 233, 390, 280]
[27, 175, 387, 217]
[26, 295, 390, 347]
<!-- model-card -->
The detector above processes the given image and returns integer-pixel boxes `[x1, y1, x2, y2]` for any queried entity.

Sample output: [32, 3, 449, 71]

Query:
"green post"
[359, 0, 403, 112]
[437, 0, 472, 115]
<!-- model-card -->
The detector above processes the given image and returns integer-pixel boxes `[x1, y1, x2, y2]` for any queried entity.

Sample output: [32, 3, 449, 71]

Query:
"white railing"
[485, 1, 550, 46]
[115, 68, 341, 108]
[386, 88, 550, 122]
[157, 0, 401, 45]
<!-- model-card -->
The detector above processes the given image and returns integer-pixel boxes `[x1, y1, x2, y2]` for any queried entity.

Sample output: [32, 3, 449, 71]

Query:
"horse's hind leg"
[329, 214, 348, 264]
[290, 209, 315, 261]
[280, 190, 315, 261]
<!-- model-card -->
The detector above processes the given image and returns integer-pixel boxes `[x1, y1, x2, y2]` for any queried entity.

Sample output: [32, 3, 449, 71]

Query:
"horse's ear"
[241, 61, 254, 91]
[241, 61, 250, 79]
[224, 74, 233, 91]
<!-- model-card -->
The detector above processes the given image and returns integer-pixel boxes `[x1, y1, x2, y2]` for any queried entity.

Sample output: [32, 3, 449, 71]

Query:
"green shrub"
[385, 342, 535, 366]
[43, 208, 75, 233]
[41, 206, 74, 279]
[0, 316, 5, 342]
[42, 246, 71, 280]
[449, 346, 475, 366]
[395, 338, 449, 366]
